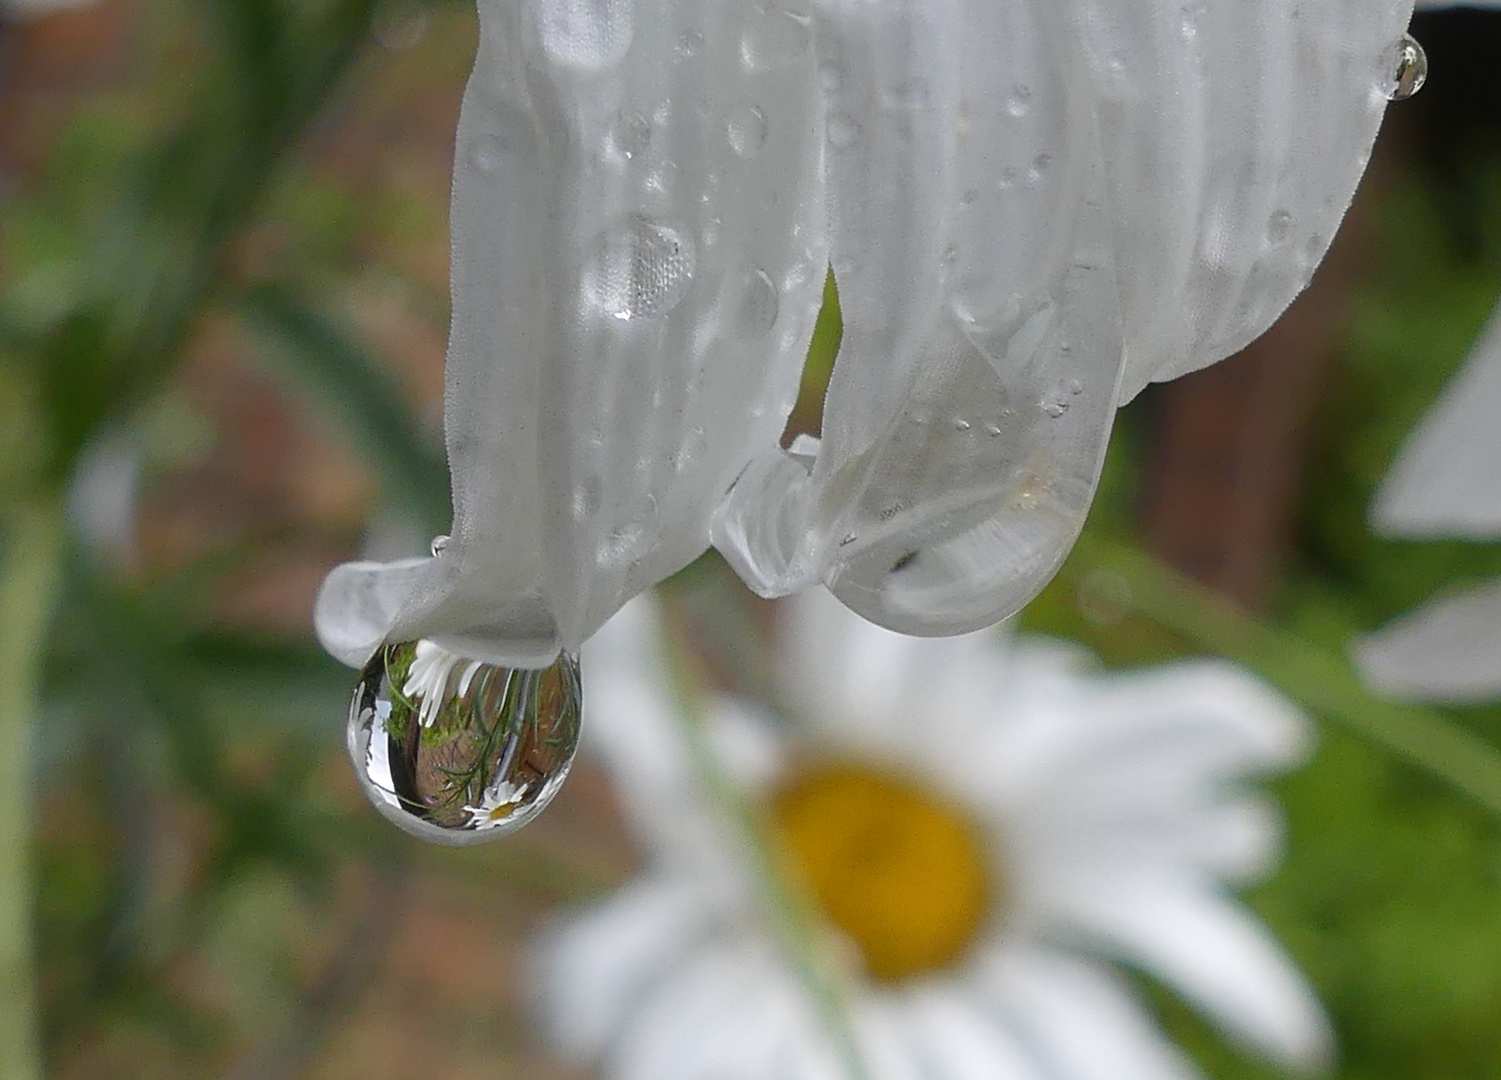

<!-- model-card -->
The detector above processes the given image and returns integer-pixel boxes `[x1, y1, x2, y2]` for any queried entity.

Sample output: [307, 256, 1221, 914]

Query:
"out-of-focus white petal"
[536, 877, 718, 1060]
[901, 983, 1049, 1080]
[970, 946, 1204, 1080]
[1082, 0, 1414, 401]
[1372, 306, 1501, 538]
[1048, 871, 1333, 1072]
[315, 0, 827, 668]
[609, 941, 841, 1080]
[1030, 660, 1311, 787]
[1355, 578, 1501, 701]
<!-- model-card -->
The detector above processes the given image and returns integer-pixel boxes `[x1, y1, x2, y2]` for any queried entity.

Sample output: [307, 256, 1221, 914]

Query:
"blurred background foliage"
[5, 2, 1501, 1078]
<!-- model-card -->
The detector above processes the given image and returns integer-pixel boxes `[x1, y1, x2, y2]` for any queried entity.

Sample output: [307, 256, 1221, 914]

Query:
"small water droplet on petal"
[348, 643, 582, 844]
[469, 134, 506, 175]
[727, 105, 768, 157]
[607, 109, 651, 159]
[1380, 33, 1427, 101]
[728, 268, 780, 339]
[533, 0, 634, 69]
[740, 3, 810, 70]
[1266, 208, 1294, 244]
[826, 113, 860, 150]
[584, 216, 697, 320]
[430, 534, 450, 557]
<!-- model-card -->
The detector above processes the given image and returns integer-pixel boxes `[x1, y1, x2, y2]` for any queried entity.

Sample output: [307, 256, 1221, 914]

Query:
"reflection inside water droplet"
[1380, 33, 1427, 101]
[347, 642, 582, 845]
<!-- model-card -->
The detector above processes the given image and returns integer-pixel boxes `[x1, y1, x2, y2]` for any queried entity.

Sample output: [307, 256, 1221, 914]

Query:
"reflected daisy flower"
[537, 591, 1327, 1080]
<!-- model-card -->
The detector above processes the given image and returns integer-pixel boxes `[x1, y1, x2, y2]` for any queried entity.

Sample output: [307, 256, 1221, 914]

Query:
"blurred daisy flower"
[537, 592, 1328, 1080]
[316, 0, 1419, 673]
[1359, 302, 1501, 700]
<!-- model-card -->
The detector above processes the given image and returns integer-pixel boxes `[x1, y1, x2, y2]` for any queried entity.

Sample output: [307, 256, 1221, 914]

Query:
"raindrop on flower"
[469, 134, 506, 175]
[726, 106, 769, 158]
[826, 113, 860, 151]
[347, 642, 582, 845]
[1379, 33, 1427, 101]
[584, 216, 697, 320]
[739, 3, 811, 71]
[430, 534, 450, 557]
[607, 109, 651, 159]
[1266, 208, 1294, 245]
[674, 28, 703, 59]
[728, 268, 780, 340]
[534, 0, 634, 70]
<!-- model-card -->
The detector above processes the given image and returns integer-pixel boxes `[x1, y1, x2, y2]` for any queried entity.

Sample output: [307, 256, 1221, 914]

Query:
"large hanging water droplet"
[1379, 33, 1427, 101]
[584, 216, 697, 320]
[347, 641, 582, 845]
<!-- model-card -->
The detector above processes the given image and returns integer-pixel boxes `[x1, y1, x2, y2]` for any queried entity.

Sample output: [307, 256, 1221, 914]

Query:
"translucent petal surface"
[315, 0, 826, 667]
[716, 0, 1412, 636]
[716, 0, 1126, 636]
[1089, 0, 1415, 401]
[1372, 304, 1501, 537]
[1355, 578, 1501, 702]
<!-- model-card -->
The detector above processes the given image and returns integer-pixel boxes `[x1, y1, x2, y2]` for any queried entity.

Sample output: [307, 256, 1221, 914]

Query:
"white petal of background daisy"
[1358, 278, 1501, 700]
[537, 590, 1328, 1080]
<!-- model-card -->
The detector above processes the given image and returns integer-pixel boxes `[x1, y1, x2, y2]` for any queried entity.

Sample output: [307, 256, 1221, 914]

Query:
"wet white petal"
[1084, 0, 1413, 401]
[1372, 305, 1501, 537]
[717, 0, 1411, 638]
[1355, 578, 1501, 701]
[316, 0, 827, 667]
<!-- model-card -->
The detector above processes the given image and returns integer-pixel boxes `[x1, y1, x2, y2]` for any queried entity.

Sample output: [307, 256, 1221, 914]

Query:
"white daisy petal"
[852, 996, 929, 1080]
[970, 945, 1204, 1080]
[610, 941, 839, 1080]
[315, 0, 827, 669]
[1372, 305, 1501, 537]
[1049, 871, 1333, 1072]
[1034, 660, 1311, 787]
[1354, 578, 1501, 702]
[714, 0, 1128, 640]
[902, 982, 1049, 1080]
[537, 877, 720, 1061]
[1083, 0, 1415, 401]
[716, 0, 1410, 638]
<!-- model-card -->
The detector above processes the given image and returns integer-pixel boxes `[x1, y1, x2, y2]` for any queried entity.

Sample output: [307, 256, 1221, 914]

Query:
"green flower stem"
[0, 499, 64, 1080]
[1068, 535, 1501, 815]
[659, 619, 871, 1080]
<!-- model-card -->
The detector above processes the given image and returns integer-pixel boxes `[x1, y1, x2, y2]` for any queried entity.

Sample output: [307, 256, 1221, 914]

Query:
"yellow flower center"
[770, 764, 993, 982]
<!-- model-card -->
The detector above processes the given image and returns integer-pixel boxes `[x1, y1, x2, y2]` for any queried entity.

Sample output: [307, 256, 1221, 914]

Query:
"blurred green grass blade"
[0, 500, 65, 1080]
[1066, 535, 1501, 816]
[239, 284, 450, 532]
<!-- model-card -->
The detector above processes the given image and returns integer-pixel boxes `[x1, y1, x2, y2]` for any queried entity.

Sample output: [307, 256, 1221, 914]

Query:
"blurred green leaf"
[239, 283, 450, 531]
